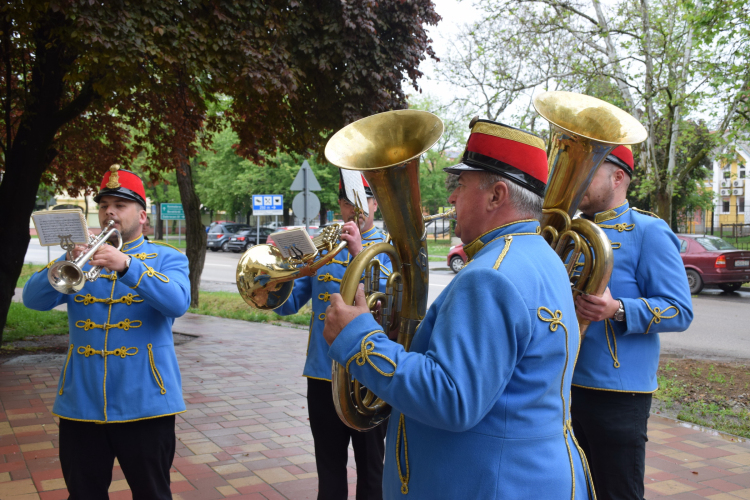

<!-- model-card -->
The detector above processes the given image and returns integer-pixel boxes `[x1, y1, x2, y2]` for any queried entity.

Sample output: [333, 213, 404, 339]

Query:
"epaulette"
[631, 207, 660, 219]
[150, 241, 182, 252]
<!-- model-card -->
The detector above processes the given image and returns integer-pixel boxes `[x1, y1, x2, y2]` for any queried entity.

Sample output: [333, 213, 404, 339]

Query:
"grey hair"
[479, 172, 543, 220]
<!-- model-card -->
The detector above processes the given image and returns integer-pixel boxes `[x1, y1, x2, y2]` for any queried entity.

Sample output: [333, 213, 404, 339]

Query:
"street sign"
[292, 192, 320, 224]
[160, 203, 185, 220]
[253, 194, 283, 216]
[290, 160, 322, 191]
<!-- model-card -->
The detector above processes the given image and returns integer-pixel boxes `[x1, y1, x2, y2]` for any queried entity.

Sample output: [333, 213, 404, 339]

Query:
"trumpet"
[48, 220, 123, 294]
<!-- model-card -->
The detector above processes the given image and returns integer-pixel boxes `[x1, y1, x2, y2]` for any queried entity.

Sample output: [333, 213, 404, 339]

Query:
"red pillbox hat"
[94, 165, 147, 209]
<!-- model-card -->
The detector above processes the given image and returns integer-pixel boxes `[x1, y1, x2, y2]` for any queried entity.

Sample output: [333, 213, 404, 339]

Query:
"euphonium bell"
[325, 109, 445, 430]
[533, 91, 648, 336]
[48, 220, 123, 294]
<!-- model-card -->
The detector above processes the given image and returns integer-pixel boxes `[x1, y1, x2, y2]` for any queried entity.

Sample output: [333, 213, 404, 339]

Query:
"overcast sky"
[413, 0, 483, 104]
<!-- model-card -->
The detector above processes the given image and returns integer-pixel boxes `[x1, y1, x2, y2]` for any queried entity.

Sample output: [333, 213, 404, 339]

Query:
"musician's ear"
[487, 180, 509, 211]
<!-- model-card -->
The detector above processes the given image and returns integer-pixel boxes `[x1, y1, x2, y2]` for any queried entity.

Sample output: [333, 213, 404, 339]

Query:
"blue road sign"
[253, 194, 284, 216]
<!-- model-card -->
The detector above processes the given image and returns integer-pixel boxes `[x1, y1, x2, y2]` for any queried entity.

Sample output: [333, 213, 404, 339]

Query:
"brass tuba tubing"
[325, 109, 444, 430]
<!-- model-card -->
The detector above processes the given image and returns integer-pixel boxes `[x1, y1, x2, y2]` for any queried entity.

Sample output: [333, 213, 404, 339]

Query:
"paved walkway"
[3, 314, 750, 499]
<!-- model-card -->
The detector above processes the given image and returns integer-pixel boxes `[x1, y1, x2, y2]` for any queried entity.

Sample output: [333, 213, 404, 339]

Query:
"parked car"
[676, 234, 750, 294]
[206, 223, 250, 252]
[227, 227, 275, 253]
[266, 225, 320, 246]
[447, 244, 467, 273]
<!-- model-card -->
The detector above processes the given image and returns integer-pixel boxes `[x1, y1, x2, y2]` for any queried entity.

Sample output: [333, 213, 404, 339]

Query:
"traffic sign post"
[252, 195, 284, 245]
[290, 160, 322, 230]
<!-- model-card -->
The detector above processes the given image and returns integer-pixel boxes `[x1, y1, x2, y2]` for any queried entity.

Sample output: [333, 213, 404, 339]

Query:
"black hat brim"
[94, 188, 147, 210]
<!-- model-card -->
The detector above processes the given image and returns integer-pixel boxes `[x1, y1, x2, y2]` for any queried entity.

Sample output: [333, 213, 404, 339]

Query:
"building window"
[723, 199, 730, 212]
[724, 171, 732, 179]
[740, 197, 746, 213]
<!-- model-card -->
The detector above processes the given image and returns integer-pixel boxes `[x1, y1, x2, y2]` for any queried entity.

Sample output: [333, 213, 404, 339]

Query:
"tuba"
[533, 91, 648, 336]
[324, 109, 445, 430]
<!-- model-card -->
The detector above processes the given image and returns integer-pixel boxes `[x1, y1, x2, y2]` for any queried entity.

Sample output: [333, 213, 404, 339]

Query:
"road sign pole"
[303, 167, 308, 230]
[178, 219, 181, 246]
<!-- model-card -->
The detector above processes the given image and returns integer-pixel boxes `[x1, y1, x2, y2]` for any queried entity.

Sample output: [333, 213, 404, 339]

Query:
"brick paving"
[2, 313, 750, 499]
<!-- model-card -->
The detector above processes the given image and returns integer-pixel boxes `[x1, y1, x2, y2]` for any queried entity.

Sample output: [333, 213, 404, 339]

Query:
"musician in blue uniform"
[571, 146, 694, 499]
[323, 120, 594, 499]
[274, 171, 392, 500]
[23, 165, 190, 500]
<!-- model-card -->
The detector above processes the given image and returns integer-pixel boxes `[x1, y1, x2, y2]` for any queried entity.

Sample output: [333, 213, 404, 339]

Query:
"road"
[25, 238, 750, 360]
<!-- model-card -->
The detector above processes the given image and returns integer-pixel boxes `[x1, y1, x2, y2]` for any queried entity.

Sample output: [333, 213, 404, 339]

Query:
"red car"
[676, 234, 750, 294]
[447, 244, 467, 273]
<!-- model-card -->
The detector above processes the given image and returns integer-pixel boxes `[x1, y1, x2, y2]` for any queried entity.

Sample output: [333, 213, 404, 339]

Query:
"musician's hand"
[574, 287, 620, 322]
[340, 221, 363, 256]
[87, 244, 130, 273]
[67, 244, 89, 262]
[323, 284, 370, 346]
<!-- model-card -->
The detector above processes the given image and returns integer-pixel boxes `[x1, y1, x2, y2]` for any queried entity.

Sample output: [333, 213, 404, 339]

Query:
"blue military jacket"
[329, 221, 593, 499]
[572, 202, 694, 392]
[275, 226, 391, 381]
[23, 235, 190, 423]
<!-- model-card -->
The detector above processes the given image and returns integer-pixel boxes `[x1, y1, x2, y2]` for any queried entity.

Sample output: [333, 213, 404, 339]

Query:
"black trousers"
[59, 415, 176, 500]
[571, 386, 652, 500]
[307, 378, 386, 500]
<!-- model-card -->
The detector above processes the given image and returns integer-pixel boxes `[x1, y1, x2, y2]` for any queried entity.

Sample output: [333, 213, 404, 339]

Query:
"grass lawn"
[655, 359, 750, 438]
[3, 303, 69, 344]
[189, 291, 312, 326]
[151, 238, 188, 249]
[16, 263, 45, 288]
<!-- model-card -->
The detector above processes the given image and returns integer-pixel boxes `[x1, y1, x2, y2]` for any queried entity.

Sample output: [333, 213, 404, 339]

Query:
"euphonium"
[324, 109, 445, 430]
[533, 91, 648, 336]
[48, 220, 123, 294]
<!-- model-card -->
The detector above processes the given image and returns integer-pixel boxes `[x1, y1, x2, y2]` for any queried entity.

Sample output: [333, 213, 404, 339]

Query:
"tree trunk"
[175, 155, 206, 308]
[654, 188, 674, 228]
[0, 14, 93, 341]
[154, 203, 164, 240]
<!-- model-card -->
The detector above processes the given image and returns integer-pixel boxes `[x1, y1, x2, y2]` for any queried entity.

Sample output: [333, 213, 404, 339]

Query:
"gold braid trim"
[150, 241, 180, 252]
[59, 344, 74, 395]
[39, 259, 58, 273]
[317, 273, 341, 283]
[537, 307, 576, 500]
[396, 413, 410, 495]
[318, 313, 326, 321]
[74, 318, 142, 331]
[598, 222, 635, 233]
[632, 207, 660, 219]
[604, 319, 620, 368]
[318, 292, 331, 302]
[74, 293, 143, 306]
[77, 345, 138, 358]
[147, 344, 167, 394]
[639, 298, 679, 335]
[345, 330, 397, 377]
[610, 241, 622, 250]
[130, 265, 169, 289]
[130, 252, 158, 261]
[493, 235, 513, 270]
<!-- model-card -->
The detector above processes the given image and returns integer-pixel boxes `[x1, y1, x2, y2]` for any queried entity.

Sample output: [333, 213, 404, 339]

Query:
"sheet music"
[340, 169, 369, 217]
[31, 209, 89, 247]
[270, 228, 317, 259]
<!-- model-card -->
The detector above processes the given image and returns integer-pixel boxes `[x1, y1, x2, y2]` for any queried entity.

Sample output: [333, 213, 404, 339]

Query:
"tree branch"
[51, 80, 97, 130]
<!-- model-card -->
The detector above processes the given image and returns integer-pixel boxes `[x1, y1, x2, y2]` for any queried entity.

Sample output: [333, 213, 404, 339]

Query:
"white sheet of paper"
[270, 228, 317, 259]
[31, 209, 89, 247]
[340, 169, 369, 217]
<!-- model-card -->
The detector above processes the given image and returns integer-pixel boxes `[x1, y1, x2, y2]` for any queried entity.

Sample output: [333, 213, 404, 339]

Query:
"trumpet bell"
[324, 109, 444, 171]
[48, 261, 86, 294]
[236, 244, 296, 310]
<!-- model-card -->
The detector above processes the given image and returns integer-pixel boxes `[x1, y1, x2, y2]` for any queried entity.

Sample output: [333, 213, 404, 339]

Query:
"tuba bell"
[533, 91, 648, 336]
[324, 109, 446, 430]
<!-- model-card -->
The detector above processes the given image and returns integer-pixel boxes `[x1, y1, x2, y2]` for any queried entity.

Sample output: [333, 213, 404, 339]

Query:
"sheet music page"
[269, 228, 317, 259]
[31, 209, 89, 246]
[340, 169, 369, 217]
